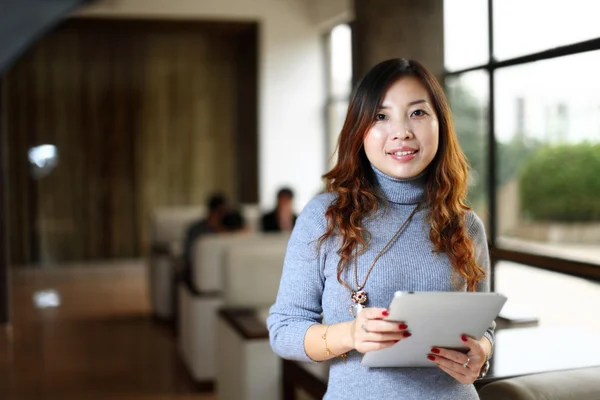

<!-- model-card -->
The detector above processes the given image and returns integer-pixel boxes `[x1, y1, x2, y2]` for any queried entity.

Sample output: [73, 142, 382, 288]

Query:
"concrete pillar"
[352, 0, 444, 83]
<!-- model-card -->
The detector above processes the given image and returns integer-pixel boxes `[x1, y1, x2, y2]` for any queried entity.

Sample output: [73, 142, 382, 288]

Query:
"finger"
[430, 353, 481, 373]
[360, 307, 392, 319]
[461, 334, 483, 354]
[437, 364, 472, 384]
[428, 354, 476, 377]
[356, 340, 399, 354]
[462, 334, 488, 366]
[364, 319, 409, 333]
[359, 330, 411, 342]
[430, 347, 474, 367]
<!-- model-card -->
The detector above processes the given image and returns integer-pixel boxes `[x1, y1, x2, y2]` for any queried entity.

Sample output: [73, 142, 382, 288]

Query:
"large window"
[445, 1, 600, 279]
[325, 24, 352, 168]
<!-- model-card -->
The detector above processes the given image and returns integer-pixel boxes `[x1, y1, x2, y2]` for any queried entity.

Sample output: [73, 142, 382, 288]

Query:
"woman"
[268, 58, 494, 399]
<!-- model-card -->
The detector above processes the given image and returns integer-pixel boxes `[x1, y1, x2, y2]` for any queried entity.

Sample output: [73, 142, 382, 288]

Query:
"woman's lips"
[387, 149, 418, 162]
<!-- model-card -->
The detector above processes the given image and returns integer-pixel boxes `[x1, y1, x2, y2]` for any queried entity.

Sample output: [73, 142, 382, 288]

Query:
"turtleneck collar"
[371, 164, 427, 205]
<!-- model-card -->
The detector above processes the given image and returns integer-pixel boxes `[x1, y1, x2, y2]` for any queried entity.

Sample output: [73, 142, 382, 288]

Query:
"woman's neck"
[371, 164, 427, 205]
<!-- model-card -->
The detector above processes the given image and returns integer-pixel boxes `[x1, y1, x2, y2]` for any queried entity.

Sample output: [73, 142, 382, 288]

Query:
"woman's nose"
[390, 120, 414, 140]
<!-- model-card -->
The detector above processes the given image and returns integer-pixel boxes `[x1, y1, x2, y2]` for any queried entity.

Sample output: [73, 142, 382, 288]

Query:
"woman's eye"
[411, 109, 426, 117]
[375, 113, 387, 121]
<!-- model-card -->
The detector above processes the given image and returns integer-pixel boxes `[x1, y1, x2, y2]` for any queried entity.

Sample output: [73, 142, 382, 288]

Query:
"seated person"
[261, 187, 297, 232]
[221, 210, 248, 233]
[181, 194, 229, 291]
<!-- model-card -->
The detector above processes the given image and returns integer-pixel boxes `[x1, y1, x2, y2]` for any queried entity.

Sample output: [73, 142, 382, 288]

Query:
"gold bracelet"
[321, 324, 347, 361]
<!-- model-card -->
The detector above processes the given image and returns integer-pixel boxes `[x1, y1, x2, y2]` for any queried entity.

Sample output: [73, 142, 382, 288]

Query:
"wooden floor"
[0, 260, 216, 400]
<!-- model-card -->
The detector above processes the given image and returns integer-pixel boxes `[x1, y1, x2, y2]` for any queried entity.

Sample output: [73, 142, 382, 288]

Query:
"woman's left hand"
[427, 334, 490, 384]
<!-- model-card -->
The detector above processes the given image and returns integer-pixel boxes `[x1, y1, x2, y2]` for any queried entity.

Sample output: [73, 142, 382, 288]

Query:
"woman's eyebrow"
[379, 99, 429, 109]
[407, 99, 427, 106]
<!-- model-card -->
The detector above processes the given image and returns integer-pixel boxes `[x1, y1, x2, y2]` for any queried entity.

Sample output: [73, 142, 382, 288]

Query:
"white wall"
[73, 0, 326, 211]
[308, 0, 353, 32]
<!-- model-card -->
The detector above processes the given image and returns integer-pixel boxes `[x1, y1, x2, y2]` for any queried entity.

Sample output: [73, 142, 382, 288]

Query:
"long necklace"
[341, 202, 421, 317]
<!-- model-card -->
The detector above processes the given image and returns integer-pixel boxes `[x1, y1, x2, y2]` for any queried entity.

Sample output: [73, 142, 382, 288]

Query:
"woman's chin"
[385, 165, 424, 180]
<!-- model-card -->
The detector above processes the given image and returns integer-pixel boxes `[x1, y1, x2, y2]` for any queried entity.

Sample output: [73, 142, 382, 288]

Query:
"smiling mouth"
[388, 150, 418, 156]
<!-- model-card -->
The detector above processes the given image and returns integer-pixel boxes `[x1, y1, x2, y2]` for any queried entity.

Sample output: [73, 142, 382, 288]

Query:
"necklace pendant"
[352, 289, 368, 305]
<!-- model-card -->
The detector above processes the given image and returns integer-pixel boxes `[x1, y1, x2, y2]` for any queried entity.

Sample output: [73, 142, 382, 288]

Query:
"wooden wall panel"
[134, 29, 237, 253]
[2, 20, 243, 265]
[235, 26, 259, 203]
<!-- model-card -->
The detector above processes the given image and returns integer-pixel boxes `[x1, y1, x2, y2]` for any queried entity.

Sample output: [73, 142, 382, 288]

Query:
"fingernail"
[394, 340, 399, 343]
[431, 347, 440, 354]
[382, 310, 389, 316]
[427, 355, 436, 361]
[398, 323, 407, 330]
[402, 331, 412, 338]
[461, 334, 468, 342]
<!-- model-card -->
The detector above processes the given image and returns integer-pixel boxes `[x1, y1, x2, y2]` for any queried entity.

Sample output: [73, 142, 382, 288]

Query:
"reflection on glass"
[28, 144, 59, 179]
[495, 52, 600, 265]
[446, 71, 490, 229]
[329, 24, 352, 98]
[444, 0, 488, 71]
[493, 0, 600, 60]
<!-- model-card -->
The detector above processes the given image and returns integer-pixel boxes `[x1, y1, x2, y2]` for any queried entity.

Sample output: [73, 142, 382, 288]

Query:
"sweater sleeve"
[467, 211, 496, 354]
[267, 194, 331, 362]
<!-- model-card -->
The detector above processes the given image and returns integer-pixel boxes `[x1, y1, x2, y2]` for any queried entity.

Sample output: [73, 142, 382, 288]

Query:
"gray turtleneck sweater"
[267, 166, 494, 400]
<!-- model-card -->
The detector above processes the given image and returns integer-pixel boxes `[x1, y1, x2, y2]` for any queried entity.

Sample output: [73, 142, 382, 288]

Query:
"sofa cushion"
[478, 367, 600, 400]
[192, 233, 289, 293]
[222, 242, 288, 307]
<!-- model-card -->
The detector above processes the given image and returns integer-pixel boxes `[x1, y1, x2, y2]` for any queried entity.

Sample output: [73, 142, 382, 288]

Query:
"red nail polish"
[427, 355, 435, 361]
[398, 324, 407, 330]
[431, 347, 440, 354]
[394, 340, 399, 343]
[461, 334, 468, 342]
[403, 331, 412, 338]
[382, 310, 389, 316]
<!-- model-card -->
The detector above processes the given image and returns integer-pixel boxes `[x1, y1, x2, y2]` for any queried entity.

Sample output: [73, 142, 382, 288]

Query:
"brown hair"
[319, 58, 485, 291]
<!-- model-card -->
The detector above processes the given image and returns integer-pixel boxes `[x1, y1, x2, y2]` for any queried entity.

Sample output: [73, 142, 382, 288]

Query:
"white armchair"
[178, 233, 289, 383]
[148, 206, 205, 319]
[148, 204, 261, 320]
[216, 241, 289, 400]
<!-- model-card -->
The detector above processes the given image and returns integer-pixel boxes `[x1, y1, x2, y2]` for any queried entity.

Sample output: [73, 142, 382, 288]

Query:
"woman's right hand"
[349, 307, 412, 354]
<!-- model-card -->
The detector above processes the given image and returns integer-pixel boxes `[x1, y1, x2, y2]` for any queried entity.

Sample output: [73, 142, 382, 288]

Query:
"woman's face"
[363, 76, 439, 179]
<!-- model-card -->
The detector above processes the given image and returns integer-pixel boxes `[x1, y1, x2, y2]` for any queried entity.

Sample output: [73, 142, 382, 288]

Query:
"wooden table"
[282, 326, 600, 399]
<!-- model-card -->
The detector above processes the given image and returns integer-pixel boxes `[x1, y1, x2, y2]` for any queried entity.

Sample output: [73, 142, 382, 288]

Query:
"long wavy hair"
[319, 58, 486, 291]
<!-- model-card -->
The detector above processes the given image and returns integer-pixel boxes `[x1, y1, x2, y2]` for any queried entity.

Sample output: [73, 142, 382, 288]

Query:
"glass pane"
[327, 100, 348, 168]
[444, 0, 489, 71]
[495, 52, 600, 266]
[329, 24, 352, 98]
[494, 0, 600, 60]
[446, 70, 490, 230]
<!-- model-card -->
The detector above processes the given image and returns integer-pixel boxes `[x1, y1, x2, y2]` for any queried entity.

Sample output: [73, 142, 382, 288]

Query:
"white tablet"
[361, 291, 507, 368]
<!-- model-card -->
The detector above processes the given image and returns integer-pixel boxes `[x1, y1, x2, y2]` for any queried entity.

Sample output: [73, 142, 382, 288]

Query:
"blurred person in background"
[181, 193, 229, 291]
[221, 209, 248, 233]
[268, 58, 494, 399]
[189, 193, 229, 236]
[261, 187, 297, 232]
